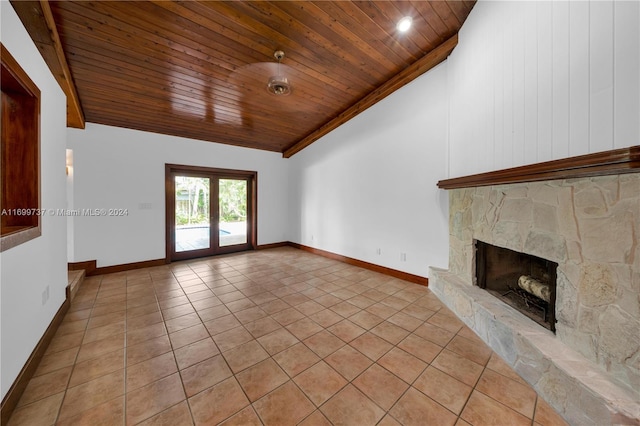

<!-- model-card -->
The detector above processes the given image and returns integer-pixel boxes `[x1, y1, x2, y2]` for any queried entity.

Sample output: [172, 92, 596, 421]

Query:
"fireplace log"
[518, 275, 551, 303]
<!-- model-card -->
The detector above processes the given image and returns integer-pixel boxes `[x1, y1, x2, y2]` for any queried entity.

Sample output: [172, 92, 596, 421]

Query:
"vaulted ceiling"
[12, 1, 475, 157]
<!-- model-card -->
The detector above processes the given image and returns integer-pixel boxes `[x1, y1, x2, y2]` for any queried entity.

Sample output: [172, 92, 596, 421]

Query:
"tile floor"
[8, 247, 569, 425]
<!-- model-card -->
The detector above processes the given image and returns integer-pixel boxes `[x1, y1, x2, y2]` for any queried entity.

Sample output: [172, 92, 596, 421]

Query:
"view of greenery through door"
[218, 179, 247, 247]
[174, 176, 247, 252]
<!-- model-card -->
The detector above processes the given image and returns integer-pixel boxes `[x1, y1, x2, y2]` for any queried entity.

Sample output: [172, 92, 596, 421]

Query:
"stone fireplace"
[475, 240, 558, 332]
[429, 148, 639, 425]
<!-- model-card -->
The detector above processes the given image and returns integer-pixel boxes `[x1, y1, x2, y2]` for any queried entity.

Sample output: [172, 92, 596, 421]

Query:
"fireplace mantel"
[437, 146, 639, 189]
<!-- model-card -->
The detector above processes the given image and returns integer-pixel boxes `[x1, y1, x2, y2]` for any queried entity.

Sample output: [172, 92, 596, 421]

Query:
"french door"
[166, 164, 256, 261]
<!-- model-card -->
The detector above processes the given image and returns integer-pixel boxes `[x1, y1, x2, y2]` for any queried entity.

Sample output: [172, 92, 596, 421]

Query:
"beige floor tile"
[189, 377, 250, 424]
[165, 312, 202, 334]
[308, 309, 343, 328]
[321, 384, 385, 426]
[413, 366, 472, 415]
[257, 328, 299, 355]
[271, 307, 306, 326]
[350, 332, 394, 361]
[180, 354, 233, 397]
[387, 312, 423, 332]
[126, 322, 167, 347]
[55, 396, 124, 426]
[390, 387, 457, 426]
[397, 333, 443, 364]
[34, 347, 79, 377]
[126, 351, 178, 391]
[325, 345, 372, 381]
[285, 317, 323, 340]
[219, 406, 262, 426]
[17, 366, 73, 407]
[236, 358, 289, 401]
[260, 299, 291, 315]
[460, 390, 531, 426]
[365, 303, 398, 320]
[234, 306, 268, 324]
[168, 323, 210, 350]
[198, 304, 232, 322]
[7, 392, 64, 426]
[174, 337, 219, 370]
[378, 347, 427, 384]
[203, 313, 240, 335]
[58, 369, 125, 420]
[45, 331, 84, 355]
[273, 343, 321, 377]
[162, 303, 195, 321]
[303, 330, 345, 358]
[327, 319, 366, 342]
[352, 364, 409, 411]
[427, 311, 465, 333]
[126, 373, 186, 425]
[446, 334, 493, 367]
[432, 349, 484, 387]
[533, 397, 570, 426]
[370, 321, 410, 345]
[293, 361, 348, 406]
[485, 352, 528, 385]
[126, 334, 172, 366]
[349, 311, 384, 330]
[137, 400, 193, 426]
[298, 410, 333, 426]
[222, 340, 270, 373]
[475, 368, 537, 418]
[413, 322, 455, 347]
[212, 326, 253, 352]
[68, 348, 124, 387]
[244, 316, 282, 338]
[253, 380, 315, 426]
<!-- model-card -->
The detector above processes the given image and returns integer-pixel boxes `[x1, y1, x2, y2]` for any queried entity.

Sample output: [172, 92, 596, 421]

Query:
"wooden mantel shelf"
[437, 146, 640, 190]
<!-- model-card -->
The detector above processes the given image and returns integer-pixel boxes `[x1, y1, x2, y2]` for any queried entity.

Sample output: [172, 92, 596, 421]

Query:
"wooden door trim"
[165, 164, 257, 262]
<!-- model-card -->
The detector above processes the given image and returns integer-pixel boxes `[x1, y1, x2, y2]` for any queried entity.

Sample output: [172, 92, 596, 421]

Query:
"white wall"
[448, 0, 640, 177]
[67, 124, 289, 267]
[0, 2, 68, 399]
[288, 63, 450, 278]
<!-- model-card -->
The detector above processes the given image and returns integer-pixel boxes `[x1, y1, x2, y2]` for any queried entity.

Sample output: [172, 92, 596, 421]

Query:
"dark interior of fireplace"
[475, 240, 558, 332]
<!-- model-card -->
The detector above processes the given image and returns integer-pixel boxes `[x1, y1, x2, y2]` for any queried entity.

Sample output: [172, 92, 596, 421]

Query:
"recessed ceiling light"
[397, 16, 412, 33]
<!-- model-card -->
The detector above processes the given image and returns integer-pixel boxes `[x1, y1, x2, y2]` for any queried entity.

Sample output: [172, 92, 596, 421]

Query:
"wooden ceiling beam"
[10, 0, 85, 128]
[283, 33, 458, 158]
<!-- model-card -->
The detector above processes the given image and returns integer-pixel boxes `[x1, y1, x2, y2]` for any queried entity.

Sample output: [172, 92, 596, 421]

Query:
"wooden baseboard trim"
[93, 258, 167, 276]
[288, 242, 428, 286]
[68, 259, 96, 275]
[0, 297, 70, 425]
[256, 242, 289, 250]
[69, 258, 167, 276]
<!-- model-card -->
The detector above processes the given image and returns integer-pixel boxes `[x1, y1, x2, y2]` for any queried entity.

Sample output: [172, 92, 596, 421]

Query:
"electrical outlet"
[41, 285, 50, 306]
[376, 248, 381, 255]
[400, 253, 407, 262]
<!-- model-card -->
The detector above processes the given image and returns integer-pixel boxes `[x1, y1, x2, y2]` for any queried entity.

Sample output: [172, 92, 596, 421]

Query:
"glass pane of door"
[175, 176, 210, 252]
[218, 179, 247, 247]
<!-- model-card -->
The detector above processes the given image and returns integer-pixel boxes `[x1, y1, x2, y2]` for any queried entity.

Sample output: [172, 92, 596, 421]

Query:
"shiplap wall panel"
[590, 1, 615, 154]
[614, 1, 640, 148]
[552, 1, 570, 160]
[568, 1, 590, 157]
[537, 1, 554, 161]
[512, 4, 526, 167]
[523, 1, 539, 168]
[447, 1, 639, 177]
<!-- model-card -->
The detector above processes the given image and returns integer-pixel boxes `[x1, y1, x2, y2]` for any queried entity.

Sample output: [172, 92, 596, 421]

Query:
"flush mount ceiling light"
[267, 50, 292, 96]
[397, 16, 413, 33]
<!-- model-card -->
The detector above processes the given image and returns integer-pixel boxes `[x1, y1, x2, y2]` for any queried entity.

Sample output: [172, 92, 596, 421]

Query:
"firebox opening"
[475, 240, 558, 332]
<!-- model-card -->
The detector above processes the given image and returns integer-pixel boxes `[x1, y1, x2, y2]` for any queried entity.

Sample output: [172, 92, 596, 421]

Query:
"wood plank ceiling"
[12, 1, 475, 157]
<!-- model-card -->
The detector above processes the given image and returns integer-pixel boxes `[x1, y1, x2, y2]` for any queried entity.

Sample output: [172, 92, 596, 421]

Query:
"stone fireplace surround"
[430, 148, 639, 425]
